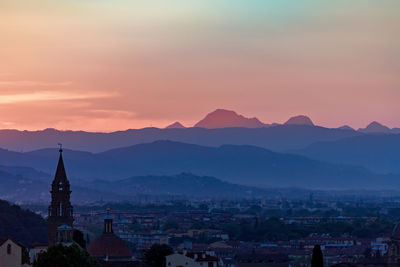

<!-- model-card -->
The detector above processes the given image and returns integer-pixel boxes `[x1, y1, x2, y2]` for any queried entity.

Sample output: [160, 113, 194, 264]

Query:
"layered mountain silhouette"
[291, 134, 400, 174]
[0, 141, 398, 190]
[194, 109, 267, 128]
[0, 125, 360, 153]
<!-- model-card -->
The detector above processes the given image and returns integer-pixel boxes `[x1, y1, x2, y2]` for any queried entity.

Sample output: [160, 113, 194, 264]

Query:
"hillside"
[0, 199, 47, 246]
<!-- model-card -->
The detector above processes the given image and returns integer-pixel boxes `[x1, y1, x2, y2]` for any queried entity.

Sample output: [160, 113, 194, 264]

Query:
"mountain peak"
[165, 122, 185, 129]
[284, 115, 314, 126]
[359, 121, 391, 133]
[338, 125, 355, 131]
[194, 109, 266, 128]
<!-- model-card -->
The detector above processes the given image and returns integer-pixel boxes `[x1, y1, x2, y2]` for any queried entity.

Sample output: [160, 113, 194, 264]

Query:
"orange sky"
[0, 1, 399, 131]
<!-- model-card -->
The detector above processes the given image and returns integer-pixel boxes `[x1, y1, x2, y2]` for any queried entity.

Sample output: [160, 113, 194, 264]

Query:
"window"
[7, 244, 11, 255]
[208, 263, 213, 267]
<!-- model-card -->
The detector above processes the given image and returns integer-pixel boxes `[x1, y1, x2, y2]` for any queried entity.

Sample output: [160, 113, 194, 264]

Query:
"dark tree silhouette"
[311, 244, 324, 267]
[34, 244, 98, 267]
[22, 246, 30, 264]
[143, 244, 173, 267]
[73, 229, 86, 248]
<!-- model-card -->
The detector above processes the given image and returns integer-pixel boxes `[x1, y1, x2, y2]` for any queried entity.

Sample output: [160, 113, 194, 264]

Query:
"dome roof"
[87, 233, 132, 259]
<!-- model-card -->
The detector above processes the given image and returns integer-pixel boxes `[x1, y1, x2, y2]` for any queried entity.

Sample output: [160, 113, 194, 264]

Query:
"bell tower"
[48, 145, 74, 246]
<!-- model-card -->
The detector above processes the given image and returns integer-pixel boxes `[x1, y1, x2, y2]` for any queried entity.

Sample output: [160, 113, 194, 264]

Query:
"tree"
[22, 246, 30, 265]
[143, 244, 173, 267]
[73, 229, 86, 249]
[311, 244, 323, 267]
[34, 244, 98, 267]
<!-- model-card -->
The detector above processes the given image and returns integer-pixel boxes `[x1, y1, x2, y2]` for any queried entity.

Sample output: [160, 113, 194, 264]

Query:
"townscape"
[1, 147, 400, 266]
[1, 1, 399, 266]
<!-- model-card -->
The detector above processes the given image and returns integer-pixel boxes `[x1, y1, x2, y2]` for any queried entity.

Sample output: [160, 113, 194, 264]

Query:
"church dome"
[87, 208, 132, 260]
[87, 232, 132, 259]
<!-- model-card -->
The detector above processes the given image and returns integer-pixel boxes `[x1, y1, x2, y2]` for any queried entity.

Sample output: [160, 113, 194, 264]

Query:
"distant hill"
[358, 121, 392, 134]
[338, 125, 355, 131]
[0, 199, 47, 246]
[84, 173, 272, 199]
[291, 134, 400, 174]
[0, 125, 361, 153]
[0, 165, 50, 180]
[284, 115, 314, 126]
[0, 168, 49, 203]
[165, 122, 185, 129]
[194, 109, 267, 128]
[0, 141, 398, 190]
[0, 167, 129, 204]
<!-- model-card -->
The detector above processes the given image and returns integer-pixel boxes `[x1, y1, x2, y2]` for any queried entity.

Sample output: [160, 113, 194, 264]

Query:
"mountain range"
[0, 125, 360, 153]
[0, 109, 397, 153]
[0, 141, 398, 191]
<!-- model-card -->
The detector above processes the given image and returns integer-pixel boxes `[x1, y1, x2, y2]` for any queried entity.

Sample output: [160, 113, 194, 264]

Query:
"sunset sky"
[1, 0, 399, 131]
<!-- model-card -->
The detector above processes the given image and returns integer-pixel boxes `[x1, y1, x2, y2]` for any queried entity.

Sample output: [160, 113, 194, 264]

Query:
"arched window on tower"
[7, 244, 11, 255]
[59, 203, 62, 216]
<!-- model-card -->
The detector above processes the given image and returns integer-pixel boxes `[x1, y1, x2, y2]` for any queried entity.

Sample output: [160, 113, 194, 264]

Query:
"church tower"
[48, 146, 74, 246]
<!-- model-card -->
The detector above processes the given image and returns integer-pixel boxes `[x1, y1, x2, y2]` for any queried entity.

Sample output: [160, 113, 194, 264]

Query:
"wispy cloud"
[0, 91, 115, 104]
[0, 80, 72, 87]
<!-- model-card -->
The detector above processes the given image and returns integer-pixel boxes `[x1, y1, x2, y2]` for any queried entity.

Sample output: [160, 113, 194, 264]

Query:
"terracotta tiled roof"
[88, 233, 132, 259]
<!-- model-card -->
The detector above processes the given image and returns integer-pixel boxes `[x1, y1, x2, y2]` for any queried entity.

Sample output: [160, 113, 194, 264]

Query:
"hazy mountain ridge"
[0, 109, 398, 153]
[0, 166, 132, 203]
[291, 134, 400, 174]
[0, 124, 361, 153]
[0, 166, 298, 202]
[84, 173, 272, 198]
[0, 140, 398, 190]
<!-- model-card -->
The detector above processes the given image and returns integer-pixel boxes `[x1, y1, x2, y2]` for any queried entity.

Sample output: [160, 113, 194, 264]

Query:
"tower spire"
[48, 144, 73, 246]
